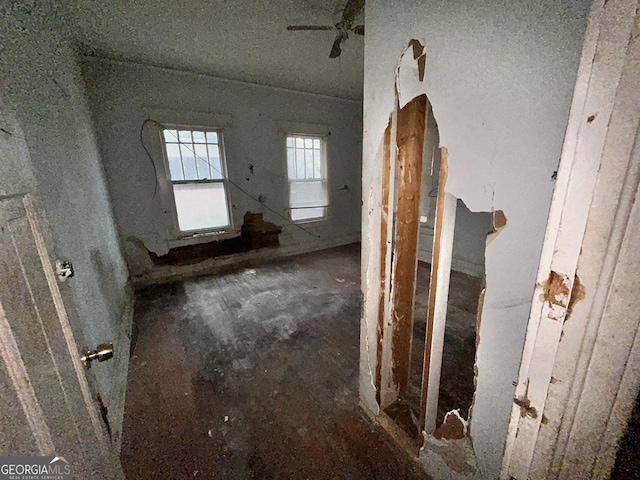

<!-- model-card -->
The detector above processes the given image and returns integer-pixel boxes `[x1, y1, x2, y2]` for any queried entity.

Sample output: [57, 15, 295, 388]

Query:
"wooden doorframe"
[501, 0, 640, 478]
[378, 94, 428, 409]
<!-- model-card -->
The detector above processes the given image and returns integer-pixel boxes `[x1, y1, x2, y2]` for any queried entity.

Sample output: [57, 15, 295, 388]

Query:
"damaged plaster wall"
[80, 57, 363, 281]
[1, 4, 132, 446]
[360, 0, 590, 477]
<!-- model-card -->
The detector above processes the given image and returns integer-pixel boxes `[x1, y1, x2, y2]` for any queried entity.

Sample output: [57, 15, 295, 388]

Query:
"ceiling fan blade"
[342, 0, 365, 23]
[352, 25, 364, 35]
[287, 25, 335, 31]
[329, 35, 344, 58]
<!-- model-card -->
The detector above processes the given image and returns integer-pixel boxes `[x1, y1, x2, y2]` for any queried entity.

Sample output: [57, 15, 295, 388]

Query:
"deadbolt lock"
[81, 343, 114, 368]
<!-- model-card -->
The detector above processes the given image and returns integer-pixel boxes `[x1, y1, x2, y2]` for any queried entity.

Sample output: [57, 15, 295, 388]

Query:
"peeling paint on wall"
[513, 395, 538, 419]
[539, 271, 571, 321]
[408, 39, 427, 82]
[486, 210, 507, 246]
[566, 273, 585, 321]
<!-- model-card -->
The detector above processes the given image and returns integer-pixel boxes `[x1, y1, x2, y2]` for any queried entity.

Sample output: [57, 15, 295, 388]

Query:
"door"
[0, 194, 124, 478]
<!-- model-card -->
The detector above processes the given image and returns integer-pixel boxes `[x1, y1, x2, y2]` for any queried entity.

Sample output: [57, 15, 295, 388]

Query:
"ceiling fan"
[287, 0, 365, 58]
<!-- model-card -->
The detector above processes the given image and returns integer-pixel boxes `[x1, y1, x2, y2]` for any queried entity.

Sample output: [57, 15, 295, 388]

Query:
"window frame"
[159, 124, 233, 236]
[285, 133, 330, 224]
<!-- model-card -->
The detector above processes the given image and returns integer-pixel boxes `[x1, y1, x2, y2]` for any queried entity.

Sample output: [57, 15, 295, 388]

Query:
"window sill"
[168, 229, 241, 249]
[292, 217, 327, 225]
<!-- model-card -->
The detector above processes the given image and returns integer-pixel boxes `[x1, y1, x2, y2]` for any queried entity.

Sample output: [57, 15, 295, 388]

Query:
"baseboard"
[450, 258, 485, 278]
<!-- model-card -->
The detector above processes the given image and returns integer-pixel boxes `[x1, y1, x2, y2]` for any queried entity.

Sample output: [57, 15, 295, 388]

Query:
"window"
[286, 135, 328, 222]
[161, 128, 231, 232]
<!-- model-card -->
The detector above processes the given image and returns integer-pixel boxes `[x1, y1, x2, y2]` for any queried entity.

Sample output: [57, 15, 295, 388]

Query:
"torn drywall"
[486, 210, 507, 246]
[434, 410, 467, 440]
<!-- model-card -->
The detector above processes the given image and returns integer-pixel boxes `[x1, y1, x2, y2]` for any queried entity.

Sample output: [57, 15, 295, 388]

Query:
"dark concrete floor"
[121, 244, 430, 479]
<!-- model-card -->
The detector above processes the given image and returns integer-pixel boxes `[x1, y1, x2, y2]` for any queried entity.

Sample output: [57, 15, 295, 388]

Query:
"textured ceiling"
[64, 0, 364, 100]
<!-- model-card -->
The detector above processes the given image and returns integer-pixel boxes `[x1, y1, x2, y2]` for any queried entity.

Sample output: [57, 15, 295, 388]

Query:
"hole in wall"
[374, 41, 497, 455]
[434, 201, 490, 425]
[377, 93, 492, 438]
[402, 198, 490, 434]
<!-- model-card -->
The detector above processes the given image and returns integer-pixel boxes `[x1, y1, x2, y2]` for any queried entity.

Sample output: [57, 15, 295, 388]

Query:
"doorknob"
[81, 343, 114, 367]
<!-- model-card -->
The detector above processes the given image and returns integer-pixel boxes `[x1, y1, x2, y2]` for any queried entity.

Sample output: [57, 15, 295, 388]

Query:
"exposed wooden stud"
[380, 106, 400, 409]
[387, 94, 427, 401]
[376, 121, 393, 407]
[420, 148, 457, 434]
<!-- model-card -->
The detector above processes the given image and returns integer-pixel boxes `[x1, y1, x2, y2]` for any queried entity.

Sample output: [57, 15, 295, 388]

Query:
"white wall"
[360, 0, 590, 477]
[80, 57, 363, 280]
[418, 204, 493, 278]
[1, 5, 132, 447]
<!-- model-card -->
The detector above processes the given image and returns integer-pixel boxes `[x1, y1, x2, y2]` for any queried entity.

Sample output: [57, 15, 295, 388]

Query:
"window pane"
[192, 131, 206, 143]
[194, 144, 209, 179]
[287, 148, 296, 179]
[290, 180, 327, 208]
[180, 143, 198, 180]
[296, 148, 305, 179]
[207, 144, 223, 179]
[313, 149, 321, 178]
[163, 129, 178, 143]
[178, 130, 192, 142]
[286, 135, 327, 222]
[165, 143, 183, 180]
[173, 182, 229, 231]
[305, 149, 314, 179]
[206, 131, 218, 143]
[291, 207, 325, 222]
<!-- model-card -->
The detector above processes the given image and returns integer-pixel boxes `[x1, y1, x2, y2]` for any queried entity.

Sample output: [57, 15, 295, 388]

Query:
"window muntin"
[161, 128, 230, 232]
[286, 135, 328, 222]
